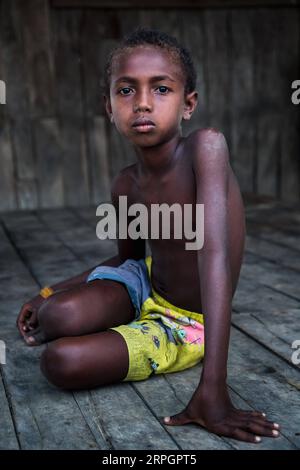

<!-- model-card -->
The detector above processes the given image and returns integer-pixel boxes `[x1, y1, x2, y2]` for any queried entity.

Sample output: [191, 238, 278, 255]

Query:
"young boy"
[17, 27, 280, 443]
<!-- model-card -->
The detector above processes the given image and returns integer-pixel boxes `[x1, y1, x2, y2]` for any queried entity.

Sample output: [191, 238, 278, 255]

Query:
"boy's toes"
[24, 328, 46, 346]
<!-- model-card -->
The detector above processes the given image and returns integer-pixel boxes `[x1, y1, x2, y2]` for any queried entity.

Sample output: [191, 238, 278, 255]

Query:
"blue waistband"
[86, 258, 152, 320]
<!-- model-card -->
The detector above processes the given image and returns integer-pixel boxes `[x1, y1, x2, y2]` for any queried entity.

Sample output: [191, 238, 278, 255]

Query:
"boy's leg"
[26, 280, 136, 346]
[40, 330, 129, 389]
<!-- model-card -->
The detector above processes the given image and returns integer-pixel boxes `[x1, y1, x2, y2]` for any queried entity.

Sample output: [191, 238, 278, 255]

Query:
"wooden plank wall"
[0, 0, 299, 211]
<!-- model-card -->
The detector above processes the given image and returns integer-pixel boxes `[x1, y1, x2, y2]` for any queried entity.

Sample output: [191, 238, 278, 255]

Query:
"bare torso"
[126, 131, 246, 314]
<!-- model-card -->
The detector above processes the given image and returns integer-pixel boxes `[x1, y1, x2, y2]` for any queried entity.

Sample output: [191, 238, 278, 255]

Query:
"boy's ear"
[183, 91, 198, 121]
[103, 94, 113, 121]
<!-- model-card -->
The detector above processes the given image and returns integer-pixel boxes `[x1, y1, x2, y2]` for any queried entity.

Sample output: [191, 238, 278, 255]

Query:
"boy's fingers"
[230, 427, 262, 444]
[24, 327, 46, 346]
[28, 315, 38, 329]
[240, 416, 279, 430]
[17, 305, 35, 334]
[236, 409, 266, 419]
[240, 421, 280, 438]
[16, 306, 27, 328]
[163, 413, 278, 443]
[29, 309, 38, 323]
[213, 422, 261, 443]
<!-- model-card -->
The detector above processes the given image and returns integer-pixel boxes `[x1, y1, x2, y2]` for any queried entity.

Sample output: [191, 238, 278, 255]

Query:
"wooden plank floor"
[0, 199, 299, 450]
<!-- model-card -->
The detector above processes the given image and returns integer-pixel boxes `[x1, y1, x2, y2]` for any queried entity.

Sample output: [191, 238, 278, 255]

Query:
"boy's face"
[105, 46, 197, 146]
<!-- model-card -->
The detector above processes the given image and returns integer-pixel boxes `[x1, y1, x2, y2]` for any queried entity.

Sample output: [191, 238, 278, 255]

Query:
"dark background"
[0, 0, 299, 211]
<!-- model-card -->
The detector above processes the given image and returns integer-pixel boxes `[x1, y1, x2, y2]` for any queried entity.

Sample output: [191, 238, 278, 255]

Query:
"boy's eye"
[119, 87, 132, 95]
[156, 86, 169, 94]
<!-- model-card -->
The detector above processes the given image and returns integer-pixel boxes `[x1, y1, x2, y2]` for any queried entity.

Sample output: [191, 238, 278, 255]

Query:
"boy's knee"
[40, 339, 80, 389]
[38, 294, 78, 337]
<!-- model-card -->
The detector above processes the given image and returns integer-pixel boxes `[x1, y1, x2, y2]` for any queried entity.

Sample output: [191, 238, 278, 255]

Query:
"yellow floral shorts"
[107, 256, 205, 382]
[87, 255, 205, 381]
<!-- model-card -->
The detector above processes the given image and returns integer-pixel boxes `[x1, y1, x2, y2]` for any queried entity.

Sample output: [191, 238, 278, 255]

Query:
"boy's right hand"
[164, 381, 280, 443]
[16, 295, 45, 338]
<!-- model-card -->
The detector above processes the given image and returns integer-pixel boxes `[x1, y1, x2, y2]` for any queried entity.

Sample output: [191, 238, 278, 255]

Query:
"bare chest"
[132, 156, 196, 212]
[130, 159, 197, 243]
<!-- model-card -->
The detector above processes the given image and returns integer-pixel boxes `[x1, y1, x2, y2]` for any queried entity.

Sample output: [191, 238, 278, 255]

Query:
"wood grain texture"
[0, 223, 103, 449]
[0, 0, 38, 208]
[0, 201, 299, 449]
[20, 0, 56, 118]
[51, 0, 300, 8]
[0, 123, 16, 211]
[0, 17, 17, 211]
[230, 9, 255, 190]
[278, 9, 300, 202]
[181, 9, 209, 134]
[0, 372, 19, 449]
[203, 9, 232, 142]
[0, 3, 299, 210]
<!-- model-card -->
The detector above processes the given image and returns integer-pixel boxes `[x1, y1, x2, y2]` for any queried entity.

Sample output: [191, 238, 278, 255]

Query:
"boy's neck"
[134, 133, 184, 178]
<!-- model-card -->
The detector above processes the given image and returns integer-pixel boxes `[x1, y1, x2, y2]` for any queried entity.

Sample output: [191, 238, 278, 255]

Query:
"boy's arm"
[164, 129, 279, 443]
[44, 165, 145, 293]
[193, 130, 232, 388]
[111, 166, 146, 263]
[39, 167, 145, 290]
[17, 166, 145, 337]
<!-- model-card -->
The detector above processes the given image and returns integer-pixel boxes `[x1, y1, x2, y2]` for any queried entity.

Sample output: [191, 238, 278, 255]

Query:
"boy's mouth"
[132, 117, 155, 132]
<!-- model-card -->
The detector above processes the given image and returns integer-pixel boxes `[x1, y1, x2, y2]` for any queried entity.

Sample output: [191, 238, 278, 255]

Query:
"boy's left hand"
[16, 295, 44, 339]
[163, 382, 280, 443]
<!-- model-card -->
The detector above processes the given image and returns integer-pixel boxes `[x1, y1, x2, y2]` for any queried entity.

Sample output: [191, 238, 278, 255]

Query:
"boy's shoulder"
[186, 127, 229, 175]
[186, 127, 228, 158]
[110, 163, 138, 201]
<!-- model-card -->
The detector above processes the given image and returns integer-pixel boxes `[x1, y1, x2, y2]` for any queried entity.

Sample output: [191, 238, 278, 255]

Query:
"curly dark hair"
[103, 26, 197, 97]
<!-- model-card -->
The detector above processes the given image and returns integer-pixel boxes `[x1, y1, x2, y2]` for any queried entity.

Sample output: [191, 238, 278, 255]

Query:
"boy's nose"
[133, 103, 151, 113]
[133, 92, 152, 113]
